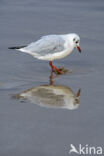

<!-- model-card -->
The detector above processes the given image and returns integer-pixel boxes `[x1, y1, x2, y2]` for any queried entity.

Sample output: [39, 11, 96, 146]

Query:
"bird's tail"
[8, 45, 26, 50]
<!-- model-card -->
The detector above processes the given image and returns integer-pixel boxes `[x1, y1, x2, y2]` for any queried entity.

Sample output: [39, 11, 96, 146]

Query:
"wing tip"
[8, 45, 26, 50]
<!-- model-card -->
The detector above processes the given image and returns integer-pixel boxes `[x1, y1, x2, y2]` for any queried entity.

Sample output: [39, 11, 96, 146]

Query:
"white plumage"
[17, 33, 81, 60]
[9, 33, 81, 74]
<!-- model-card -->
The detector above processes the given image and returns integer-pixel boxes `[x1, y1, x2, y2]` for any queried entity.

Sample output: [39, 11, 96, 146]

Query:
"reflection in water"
[13, 72, 81, 110]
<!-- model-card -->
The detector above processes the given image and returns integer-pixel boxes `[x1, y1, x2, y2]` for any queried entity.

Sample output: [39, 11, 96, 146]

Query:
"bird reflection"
[13, 72, 81, 110]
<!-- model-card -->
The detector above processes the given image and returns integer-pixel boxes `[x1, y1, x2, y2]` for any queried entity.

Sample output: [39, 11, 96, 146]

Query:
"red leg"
[54, 66, 62, 74]
[49, 61, 55, 72]
[49, 61, 62, 74]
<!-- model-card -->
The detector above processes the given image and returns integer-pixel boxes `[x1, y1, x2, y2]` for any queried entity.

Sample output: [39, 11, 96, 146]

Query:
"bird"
[8, 33, 81, 74]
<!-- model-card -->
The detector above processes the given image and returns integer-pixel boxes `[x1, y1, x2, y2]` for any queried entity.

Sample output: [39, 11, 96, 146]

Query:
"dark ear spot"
[73, 38, 75, 41]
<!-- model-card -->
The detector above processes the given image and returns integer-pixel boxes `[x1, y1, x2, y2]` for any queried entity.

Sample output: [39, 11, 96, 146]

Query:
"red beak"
[76, 46, 81, 53]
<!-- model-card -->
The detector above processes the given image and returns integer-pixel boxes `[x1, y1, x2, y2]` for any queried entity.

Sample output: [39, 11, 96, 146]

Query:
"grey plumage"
[21, 35, 65, 56]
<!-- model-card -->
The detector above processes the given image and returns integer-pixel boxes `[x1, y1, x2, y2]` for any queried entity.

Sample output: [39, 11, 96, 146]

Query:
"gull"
[9, 33, 81, 74]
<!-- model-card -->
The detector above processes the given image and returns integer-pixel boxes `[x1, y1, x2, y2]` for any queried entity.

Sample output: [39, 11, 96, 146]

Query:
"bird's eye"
[76, 41, 78, 44]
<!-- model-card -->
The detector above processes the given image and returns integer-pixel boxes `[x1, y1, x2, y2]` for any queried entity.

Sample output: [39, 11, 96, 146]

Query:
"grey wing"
[23, 35, 65, 56]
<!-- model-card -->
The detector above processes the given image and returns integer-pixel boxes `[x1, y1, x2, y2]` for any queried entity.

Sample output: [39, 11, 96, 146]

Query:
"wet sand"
[0, 0, 104, 155]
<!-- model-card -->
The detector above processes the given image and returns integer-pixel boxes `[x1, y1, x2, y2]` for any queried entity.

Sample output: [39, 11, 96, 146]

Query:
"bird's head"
[69, 34, 81, 53]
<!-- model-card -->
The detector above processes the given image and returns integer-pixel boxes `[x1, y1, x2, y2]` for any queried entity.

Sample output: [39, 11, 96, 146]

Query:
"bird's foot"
[54, 66, 69, 75]
[49, 61, 62, 74]
[54, 66, 62, 74]
[51, 65, 62, 74]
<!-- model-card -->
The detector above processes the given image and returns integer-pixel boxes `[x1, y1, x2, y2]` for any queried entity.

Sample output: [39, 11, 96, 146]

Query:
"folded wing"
[21, 35, 65, 56]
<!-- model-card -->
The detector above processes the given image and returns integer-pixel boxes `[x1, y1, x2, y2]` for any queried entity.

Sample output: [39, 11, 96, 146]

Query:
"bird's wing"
[22, 35, 65, 56]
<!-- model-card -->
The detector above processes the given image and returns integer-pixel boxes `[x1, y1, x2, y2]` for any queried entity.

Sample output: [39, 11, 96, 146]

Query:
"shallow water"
[0, 0, 104, 155]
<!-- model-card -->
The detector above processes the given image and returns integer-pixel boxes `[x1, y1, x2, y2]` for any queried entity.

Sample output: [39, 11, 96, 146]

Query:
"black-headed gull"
[9, 33, 81, 74]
